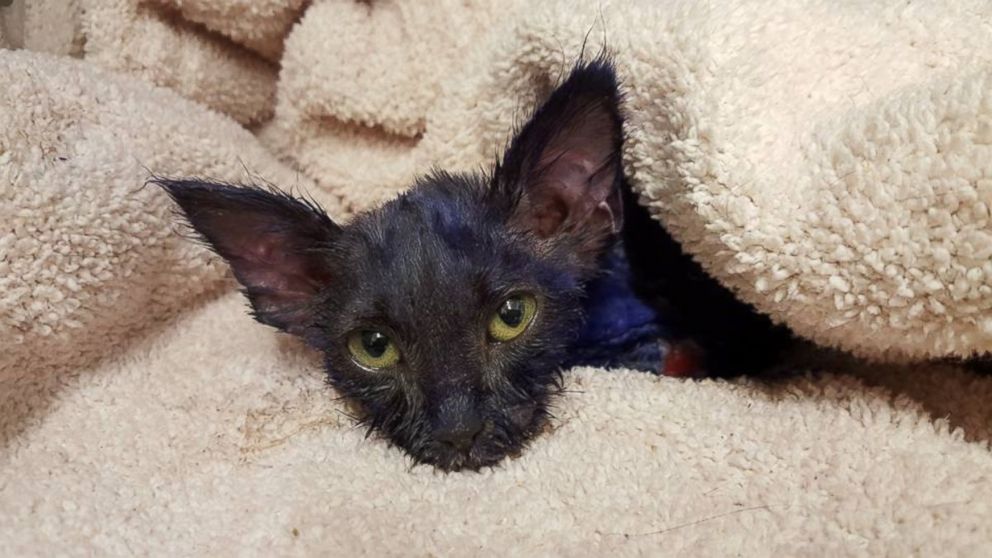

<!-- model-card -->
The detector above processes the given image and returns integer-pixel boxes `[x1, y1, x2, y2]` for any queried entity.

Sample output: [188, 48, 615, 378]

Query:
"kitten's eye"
[347, 330, 401, 369]
[488, 295, 538, 342]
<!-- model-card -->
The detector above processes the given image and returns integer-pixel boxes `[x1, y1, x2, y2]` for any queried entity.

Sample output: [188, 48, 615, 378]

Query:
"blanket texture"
[1, 0, 307, 125]
[0, 50, 331, 389]
[4, 291, 992, 555]
[265, 0, 992, 361]
[3, 0, 992, 554]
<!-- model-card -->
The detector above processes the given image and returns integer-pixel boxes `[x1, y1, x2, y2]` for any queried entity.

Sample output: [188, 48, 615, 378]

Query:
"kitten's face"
[158, 60, 624, 470]
[313, 178, 586, 469]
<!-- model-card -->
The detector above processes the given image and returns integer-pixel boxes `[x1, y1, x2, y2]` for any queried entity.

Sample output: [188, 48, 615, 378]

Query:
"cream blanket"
[262, 0, 992, 361]
[2, 0, 992, 554]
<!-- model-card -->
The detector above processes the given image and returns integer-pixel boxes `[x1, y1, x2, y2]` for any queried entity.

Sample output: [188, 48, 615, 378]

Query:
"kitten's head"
[157, 60, 624, 470]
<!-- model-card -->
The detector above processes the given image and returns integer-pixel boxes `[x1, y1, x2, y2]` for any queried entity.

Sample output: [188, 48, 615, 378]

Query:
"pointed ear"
[154, 179, 341, 335]
[497, 59, 624, 257]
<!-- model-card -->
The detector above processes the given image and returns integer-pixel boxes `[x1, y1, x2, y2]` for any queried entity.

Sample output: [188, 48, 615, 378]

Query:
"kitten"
[156, 59, 791, 471]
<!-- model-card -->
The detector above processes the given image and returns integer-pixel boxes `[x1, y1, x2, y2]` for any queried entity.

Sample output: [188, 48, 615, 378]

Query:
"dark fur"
[156, 59, 791, 471]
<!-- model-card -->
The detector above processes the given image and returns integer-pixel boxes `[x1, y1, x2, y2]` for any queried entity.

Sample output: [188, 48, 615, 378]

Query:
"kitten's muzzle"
[432, 394, 484, 453]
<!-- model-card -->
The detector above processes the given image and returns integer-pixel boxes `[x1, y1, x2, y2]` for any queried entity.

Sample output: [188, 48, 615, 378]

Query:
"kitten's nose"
[433, 396, 484, 453]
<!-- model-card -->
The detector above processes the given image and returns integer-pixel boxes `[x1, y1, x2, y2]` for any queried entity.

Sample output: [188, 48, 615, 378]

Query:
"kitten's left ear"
[497, 59, 624, 258]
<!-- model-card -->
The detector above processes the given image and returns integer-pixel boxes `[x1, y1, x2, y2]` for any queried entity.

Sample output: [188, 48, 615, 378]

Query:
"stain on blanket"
[239, 391, 347, 458]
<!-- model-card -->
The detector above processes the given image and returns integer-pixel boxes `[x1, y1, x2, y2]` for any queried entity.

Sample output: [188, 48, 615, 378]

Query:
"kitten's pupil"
[499, 299, 525, 327]
[361, 330, 389, 358]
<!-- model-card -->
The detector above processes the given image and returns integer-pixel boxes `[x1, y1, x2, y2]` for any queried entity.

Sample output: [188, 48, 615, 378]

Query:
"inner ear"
[212, 211, 334, 300]
[497, 59, 625, 246]
[526, 101, 623, 237]
[156, 178, 341, 336]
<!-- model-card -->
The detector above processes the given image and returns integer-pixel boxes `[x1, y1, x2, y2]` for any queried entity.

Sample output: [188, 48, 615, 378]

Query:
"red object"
[662, 341, 707, 378]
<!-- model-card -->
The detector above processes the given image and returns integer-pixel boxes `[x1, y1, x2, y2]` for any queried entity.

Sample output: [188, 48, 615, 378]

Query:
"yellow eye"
[488, 294, 537, 342]
[347, 329, 401, 369]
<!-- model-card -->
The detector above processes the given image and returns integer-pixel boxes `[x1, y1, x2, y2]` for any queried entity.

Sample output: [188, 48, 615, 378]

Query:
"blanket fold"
[0, 51, 329, 378]
[266, 0, 992, 361]
[2, 0, 308, 126]
[3, 0, 992, 553]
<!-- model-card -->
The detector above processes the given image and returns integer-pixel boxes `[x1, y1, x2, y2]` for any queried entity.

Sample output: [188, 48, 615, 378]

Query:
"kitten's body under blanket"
[565, 244, 672, 373]
[158, 59, 791, 471]
[570, 189, 793, 377]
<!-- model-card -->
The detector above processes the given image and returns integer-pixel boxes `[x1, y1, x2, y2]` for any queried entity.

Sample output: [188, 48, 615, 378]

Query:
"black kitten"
[157, 59, 790, 471]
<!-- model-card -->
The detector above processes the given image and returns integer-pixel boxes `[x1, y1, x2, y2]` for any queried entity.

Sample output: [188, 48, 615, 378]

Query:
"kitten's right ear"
[154, 179, 341, 335]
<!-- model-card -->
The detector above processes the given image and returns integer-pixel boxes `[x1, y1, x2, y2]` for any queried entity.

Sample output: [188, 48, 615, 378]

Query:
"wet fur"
[157, 59, 792, 471]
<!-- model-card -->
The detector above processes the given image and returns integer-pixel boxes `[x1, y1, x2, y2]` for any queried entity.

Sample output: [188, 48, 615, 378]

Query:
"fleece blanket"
[0, 0, 308, 125]
[264, 0, 992, 361]
[2, 0, 992, 555]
